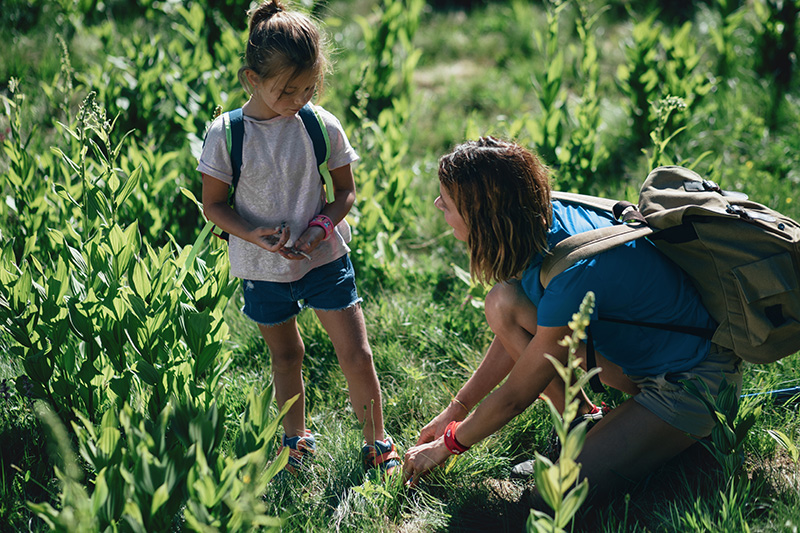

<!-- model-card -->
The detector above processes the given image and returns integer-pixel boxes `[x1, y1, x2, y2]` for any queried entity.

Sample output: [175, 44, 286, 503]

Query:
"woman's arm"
[403, 324, 571, 485]
[416, 336, 516, 445]
[202, 173, 288, 252]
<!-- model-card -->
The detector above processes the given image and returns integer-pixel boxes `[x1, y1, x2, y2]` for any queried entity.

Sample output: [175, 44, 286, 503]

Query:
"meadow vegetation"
[1, 0, 799, 530]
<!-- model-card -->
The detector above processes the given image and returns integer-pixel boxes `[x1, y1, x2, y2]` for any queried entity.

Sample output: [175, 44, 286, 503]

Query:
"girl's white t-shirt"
[197, 105, 359, 282]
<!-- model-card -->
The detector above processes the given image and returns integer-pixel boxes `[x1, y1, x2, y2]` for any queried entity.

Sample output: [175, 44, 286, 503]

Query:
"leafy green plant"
[0, 92, 237, 424]
[552, 3, 610, 193]
[527, 291, 600, 532]
[616, 12, 662, 146]
[349, 0, 424, 122]
[752, 0, 800, 127]
[684, 378, 762, 480]
[707, 0, 747, 80]
[646, 95, 689, 168]
[617, 15, 710, 150]
[525, 0, 569, 167]
[29, 386, 292, 532]
[346, 0, 424, 278]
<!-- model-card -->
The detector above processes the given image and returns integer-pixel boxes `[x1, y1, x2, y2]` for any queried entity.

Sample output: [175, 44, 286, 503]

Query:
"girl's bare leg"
[258, 318, 306, 437]
[315, 304, 385, 443]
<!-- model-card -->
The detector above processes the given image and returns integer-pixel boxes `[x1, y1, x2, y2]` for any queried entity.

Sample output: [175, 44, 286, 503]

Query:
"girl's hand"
[403, 439, 452, 487]
[248, 225, 289, 252]
[289, 226, 326, 256]
[416, 402, 468, 446]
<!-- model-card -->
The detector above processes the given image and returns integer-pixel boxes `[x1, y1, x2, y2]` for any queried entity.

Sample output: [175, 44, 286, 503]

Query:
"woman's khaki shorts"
[628, 344, 743, 437]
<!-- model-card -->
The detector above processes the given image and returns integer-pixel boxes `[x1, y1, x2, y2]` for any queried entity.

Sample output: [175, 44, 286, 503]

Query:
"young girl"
[198, 0, 399, 476]
[403, 137, 742, 501]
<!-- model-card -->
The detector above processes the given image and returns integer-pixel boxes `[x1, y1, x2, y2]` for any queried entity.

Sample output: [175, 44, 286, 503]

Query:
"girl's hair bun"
[249, 0, 285, 33]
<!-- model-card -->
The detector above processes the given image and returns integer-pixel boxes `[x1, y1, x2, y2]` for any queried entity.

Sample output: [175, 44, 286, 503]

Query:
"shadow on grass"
[437, 442, 729, 532]
[0, 421, 52, 532]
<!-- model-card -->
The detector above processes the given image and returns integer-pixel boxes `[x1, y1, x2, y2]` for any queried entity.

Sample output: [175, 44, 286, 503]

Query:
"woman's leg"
[486, 281, 639, 403]
[258, 318, 307, 437]
[572, 397, 695, 491]
[485, 282, 591, 413]
[315, 304, 385, 444]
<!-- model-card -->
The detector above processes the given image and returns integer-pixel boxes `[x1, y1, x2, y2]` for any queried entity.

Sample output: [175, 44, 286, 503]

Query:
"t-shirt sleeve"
[318, 107, 360, 170]
[196, 115, 233, 185]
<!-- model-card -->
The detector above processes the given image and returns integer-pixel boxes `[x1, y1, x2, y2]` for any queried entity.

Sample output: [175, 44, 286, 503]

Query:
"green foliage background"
[1, 0, 799, 530]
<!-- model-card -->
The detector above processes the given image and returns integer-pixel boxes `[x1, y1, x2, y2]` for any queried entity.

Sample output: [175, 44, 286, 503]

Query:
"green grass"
[2, 0, 800, 530]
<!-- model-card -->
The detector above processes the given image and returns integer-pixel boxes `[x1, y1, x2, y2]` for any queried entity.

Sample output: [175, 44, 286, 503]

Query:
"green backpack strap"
[298, 102, 334, 203]
[540, 222, 654, 288]
[541, 192, 653, 288]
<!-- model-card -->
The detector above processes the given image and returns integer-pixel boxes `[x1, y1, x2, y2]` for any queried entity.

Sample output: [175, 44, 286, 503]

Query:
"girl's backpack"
[210, 103, 333, 240]
[540, 165, 800, 367]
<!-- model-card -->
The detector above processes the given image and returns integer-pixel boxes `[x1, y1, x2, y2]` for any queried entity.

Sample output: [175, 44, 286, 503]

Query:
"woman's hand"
[403, 438, 453, 487]
[416, 402, 468, 446]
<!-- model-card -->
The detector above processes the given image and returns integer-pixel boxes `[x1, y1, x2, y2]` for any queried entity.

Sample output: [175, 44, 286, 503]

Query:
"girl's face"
[434, 183, 468, 242]
[247, 68, 317, 119]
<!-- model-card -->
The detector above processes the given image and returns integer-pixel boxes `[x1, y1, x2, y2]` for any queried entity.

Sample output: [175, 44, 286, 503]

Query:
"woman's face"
[434, 183, 468, 242]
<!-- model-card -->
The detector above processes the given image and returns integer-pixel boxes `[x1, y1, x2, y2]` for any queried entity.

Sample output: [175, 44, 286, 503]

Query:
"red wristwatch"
[443, 420, 470, 455]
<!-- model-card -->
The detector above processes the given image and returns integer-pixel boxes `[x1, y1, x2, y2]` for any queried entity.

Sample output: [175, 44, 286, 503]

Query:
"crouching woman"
[402, 137, 742, 498]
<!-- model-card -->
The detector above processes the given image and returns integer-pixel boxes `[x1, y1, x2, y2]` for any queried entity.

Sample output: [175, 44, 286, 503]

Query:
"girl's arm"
[403, 324, 571, 485]
[202, 173, 289, 252]
[290, 163, 356, 256]
[415, 336, 516, 445]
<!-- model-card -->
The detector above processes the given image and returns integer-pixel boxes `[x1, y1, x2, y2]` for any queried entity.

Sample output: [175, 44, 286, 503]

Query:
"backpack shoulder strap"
[540, 223, 654, 287]
[551, 190, 619, 213]
[541, 193, 653, 288]
[298, 103, 335, 203]
[226, 107, 244, 192]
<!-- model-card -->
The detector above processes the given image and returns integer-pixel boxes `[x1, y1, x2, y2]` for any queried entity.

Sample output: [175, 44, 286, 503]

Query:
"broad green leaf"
[67, 245, 88, 274]
[556, 481, 589, 528]
[150, 483, 171, 516]
[114, 165, 142, 210]
[262, 446, 290, 484]
[131, 260, 152, 300]
[533, 452, 559, 510]
[134, 360, 160, 386]
[767, 429, 799, 464]
[91, 467, 110, 517]
[23, 348, 54, 384]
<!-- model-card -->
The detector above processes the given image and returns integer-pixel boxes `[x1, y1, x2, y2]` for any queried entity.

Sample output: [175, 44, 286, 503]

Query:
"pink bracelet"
[308, 214, 334, 240]
[443, 420, 470, 455]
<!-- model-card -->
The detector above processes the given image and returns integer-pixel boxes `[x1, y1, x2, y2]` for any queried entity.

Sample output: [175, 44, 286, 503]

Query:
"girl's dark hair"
[238, 0, 330, 93]
[438, 137, 552, 284]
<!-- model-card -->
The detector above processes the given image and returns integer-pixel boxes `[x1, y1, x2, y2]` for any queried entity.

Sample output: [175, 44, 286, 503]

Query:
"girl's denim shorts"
[241, 255, 362, 326]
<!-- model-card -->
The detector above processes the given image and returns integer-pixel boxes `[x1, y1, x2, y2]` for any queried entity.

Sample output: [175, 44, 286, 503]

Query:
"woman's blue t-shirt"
[520, 200, 715, 376]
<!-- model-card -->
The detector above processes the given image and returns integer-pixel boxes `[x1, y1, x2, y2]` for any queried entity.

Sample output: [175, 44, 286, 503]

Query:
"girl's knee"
[270, 345, 305, 373]
[338, 348, 376, 376]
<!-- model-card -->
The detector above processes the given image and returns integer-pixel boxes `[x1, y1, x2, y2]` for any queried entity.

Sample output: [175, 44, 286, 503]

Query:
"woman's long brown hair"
[438, 137, 552, 284]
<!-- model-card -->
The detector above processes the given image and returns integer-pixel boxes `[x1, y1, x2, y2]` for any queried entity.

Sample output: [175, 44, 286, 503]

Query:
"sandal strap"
[372, 448, 400, 466]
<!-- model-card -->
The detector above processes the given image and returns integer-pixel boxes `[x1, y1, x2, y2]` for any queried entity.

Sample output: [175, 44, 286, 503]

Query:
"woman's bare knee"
[485, 282, 536, 331]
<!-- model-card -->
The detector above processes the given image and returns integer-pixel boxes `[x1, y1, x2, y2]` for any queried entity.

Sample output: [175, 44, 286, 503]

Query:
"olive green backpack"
[541, 165, 800, 366]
